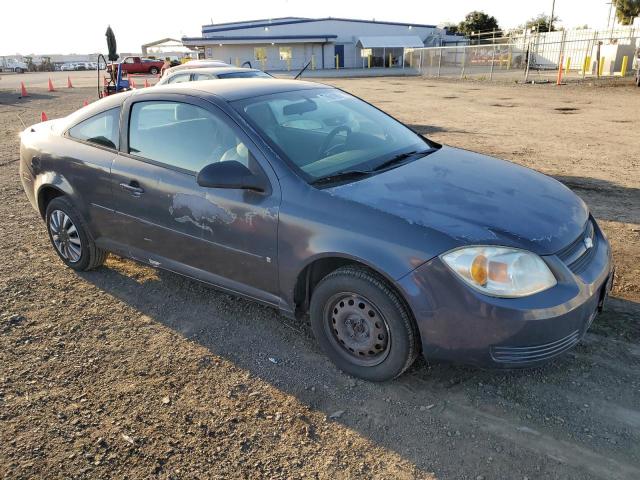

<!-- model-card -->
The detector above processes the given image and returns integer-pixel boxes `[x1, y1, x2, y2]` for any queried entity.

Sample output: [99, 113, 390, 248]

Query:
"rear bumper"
[397, 221, 613, 368]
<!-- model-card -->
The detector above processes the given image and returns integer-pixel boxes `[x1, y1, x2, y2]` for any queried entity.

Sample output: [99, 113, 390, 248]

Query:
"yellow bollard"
[507, 52, 512, 70]
[583, 55, 591, 74]
[598, 56, 605, 76]
[311, 55, 316, 70]
[261, 58, 266, 71]
[389, 53, 393, 68]
[335, 54, 339, 70]
[368, 55, 371, 68]
[620, 55, 628, 76]
[286, 58, 291, 71]
[235, 57, 240, 67]
[565, 57, 571, 73]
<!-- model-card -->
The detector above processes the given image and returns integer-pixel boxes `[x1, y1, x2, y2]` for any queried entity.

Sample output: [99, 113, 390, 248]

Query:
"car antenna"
[294, 59, 312, 80]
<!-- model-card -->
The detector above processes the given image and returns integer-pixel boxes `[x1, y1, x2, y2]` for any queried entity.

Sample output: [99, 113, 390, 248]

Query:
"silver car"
[157, 67, 272, 86]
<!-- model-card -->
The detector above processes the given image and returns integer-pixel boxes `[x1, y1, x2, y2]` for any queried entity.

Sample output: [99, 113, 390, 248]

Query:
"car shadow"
[0, 90, 56, 105]
[553, 175, 640, 225]
[406, 123, 475, 136]
[76, 258, 640, 476]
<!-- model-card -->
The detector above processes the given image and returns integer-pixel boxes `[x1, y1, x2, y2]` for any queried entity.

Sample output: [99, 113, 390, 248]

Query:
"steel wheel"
[324, 292, 391, 367]
[49, 209, 82, 263]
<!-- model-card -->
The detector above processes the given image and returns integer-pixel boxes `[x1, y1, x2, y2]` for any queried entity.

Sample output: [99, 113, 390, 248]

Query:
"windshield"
[218, 71, 271, 79]
[233, 88, 436, 183]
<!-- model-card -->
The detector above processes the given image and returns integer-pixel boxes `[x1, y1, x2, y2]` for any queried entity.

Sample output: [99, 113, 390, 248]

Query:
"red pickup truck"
[107, 56, 164, 75]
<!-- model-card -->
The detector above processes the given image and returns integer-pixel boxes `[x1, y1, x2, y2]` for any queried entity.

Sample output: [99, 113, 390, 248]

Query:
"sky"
[0, 0, 617, 56]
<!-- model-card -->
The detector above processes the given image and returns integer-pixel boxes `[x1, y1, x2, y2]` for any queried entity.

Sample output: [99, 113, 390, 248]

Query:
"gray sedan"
[19, 79, 613, 381]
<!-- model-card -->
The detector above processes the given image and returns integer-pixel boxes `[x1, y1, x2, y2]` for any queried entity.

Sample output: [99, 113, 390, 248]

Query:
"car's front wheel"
[45, 197, 108, 271]
[309, 266, 419, 381]
[149, 67, 159, 75]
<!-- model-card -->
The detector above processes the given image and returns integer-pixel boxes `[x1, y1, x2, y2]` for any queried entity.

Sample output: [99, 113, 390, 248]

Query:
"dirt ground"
[0, 78, 639, 480]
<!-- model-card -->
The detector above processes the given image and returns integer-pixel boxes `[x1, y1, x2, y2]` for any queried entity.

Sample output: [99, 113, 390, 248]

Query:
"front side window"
[128, 101, 255, 173]
[68, 108, 120, 150]
[234, 89, 435, 182]
[254, 47, 267, 61]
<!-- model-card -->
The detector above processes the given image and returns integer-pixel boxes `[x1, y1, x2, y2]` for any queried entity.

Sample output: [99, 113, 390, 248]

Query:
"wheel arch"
[37, 184, 66, 219]
[292, 253, 411, 318]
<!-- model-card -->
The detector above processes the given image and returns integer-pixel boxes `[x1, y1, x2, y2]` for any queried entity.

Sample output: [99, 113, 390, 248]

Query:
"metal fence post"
[419, 49, 423, 74]
[460, 47, 466, 79]
[437, 47, 442, 77]
[490, 45, 495, 80]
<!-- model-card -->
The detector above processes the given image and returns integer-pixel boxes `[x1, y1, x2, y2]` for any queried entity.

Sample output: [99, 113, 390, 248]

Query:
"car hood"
[327, 146, 588, 255]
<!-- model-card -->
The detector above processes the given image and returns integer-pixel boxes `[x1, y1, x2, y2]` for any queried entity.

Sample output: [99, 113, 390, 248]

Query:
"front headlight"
[440, 246, 556, 298]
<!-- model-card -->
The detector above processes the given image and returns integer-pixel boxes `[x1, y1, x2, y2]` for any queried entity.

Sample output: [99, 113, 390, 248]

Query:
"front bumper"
[397, 220, 614, 368]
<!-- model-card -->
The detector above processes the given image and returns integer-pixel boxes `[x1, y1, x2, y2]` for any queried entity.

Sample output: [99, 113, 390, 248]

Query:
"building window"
[254, 47, 267, 61]
[360, 48, 372, 58]
[279, 47, 292, 61]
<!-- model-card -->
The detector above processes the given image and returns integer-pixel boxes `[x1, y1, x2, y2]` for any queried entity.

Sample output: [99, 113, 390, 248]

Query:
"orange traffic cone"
[83, 99, 88, 107]
[144, 79, 150, 88]
[67, 76, 73, 88]
[41, 111, 48, 122]
[47, 78, 55, 92]
[20, 82, 28, 97]
[130, 78, 136, 88]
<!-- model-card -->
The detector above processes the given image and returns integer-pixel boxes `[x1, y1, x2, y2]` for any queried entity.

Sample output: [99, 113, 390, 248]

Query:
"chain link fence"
[406, 26, 640, 83]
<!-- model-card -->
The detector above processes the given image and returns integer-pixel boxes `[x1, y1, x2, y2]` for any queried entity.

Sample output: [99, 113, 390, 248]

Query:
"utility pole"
[605, 2, 613, 30]
[550, 0, 556, 31]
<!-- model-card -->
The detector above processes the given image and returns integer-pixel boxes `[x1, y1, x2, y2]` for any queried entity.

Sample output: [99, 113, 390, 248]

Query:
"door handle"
[119, 181, 144, 196]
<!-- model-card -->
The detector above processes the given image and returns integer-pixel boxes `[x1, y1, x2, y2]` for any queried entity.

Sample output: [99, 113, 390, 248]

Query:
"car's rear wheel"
[309, 266, 419, 381]
[45, 197, 107, 271]
[149, 67, 159, 75]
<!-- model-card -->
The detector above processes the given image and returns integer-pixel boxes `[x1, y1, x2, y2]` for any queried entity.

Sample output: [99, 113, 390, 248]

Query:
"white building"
[182, 17, 451, 71]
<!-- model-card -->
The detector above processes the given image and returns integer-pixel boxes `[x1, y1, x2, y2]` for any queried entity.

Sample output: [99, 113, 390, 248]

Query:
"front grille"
[556, 219, 597, 274]
[490, 330, 581, 364]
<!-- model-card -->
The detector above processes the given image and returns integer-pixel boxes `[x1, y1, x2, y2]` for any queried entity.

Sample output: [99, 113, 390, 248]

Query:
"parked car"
[60, 63, 76, 71]
[107, 56, 164, 75]
[0, 57, 28, 73]
[162, 59, 232, 76]
[18, 79, 614, 381]
[156, 67, 272, 85]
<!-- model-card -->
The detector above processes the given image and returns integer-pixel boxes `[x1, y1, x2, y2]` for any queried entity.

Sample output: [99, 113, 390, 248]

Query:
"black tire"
[309, 266, 419, 381]
[636, 71, 640, 87]
[45, 197, 108, 271]
[149, 67, 159, 75]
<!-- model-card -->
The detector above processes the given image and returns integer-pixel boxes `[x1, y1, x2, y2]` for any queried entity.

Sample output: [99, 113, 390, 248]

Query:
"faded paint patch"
[169, 193, 237, 233]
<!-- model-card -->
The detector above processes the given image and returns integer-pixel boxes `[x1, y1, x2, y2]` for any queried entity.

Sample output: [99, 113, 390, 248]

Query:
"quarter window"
[68, 108, 120, 150]
[128, 101, 255, 173]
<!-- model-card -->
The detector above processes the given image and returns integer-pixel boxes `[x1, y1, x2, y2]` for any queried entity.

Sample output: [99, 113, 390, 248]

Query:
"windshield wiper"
[372, 148, 435, 172]
[310, 169, 371, 187]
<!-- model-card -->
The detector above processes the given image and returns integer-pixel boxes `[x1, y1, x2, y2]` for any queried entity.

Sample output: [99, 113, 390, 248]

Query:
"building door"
[334, 44, 345, 68]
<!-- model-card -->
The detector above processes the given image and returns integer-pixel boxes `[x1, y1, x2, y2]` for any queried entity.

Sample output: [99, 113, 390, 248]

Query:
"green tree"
[457, 11, 500, 36]
[524, 13, 560, 32]
[442, 22, 459, 35]
[614, 0, 640, 24]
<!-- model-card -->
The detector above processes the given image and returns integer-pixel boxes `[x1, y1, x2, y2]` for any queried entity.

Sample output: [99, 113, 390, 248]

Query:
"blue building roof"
[201, 17, 437, 35]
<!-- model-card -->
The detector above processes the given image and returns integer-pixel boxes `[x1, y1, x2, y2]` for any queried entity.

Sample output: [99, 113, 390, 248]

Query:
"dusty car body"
[19, 79, 614, 380]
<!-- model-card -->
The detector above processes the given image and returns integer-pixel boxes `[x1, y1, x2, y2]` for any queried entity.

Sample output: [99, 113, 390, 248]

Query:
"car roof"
[144, 78, 329, 102]
[169, 66, 262, 76]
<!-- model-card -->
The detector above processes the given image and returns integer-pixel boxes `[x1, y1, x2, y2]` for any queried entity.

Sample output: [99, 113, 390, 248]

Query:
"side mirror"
[196, 161, 268, 193]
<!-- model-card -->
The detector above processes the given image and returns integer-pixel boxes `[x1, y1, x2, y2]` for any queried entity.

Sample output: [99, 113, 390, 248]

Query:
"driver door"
[111, 95, 281, 301]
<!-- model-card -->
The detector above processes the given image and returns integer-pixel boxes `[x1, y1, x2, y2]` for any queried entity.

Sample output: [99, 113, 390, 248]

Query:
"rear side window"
[68, 108, 120, 150]
[168, 74, 191, 83]
[193, 73, 214, 81]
